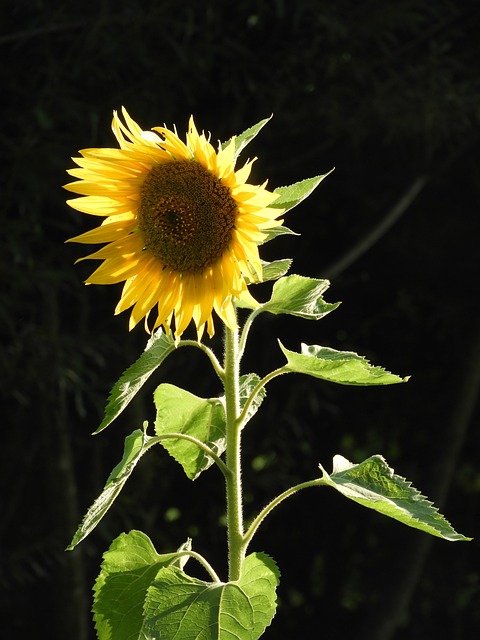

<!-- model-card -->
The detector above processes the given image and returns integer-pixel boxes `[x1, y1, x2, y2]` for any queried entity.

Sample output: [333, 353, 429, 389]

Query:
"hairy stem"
[243, 479, 324, 552]
[172, 550, 222, 583]
[149, 433, 229, 478]
[238, 308, 263, 360]
[180, 339, 225, 381]
[224, 323, 245, 581]
[237, 366, 289, 429]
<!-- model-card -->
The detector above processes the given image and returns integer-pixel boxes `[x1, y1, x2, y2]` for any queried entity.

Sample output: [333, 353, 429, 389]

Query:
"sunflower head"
[65, 108, 283, 340]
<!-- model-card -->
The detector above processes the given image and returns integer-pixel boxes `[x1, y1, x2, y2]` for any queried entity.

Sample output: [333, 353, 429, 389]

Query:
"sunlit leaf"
[239, 373, 266, 426]
[260, 224, 300, 244]
[270, 170, 334, 213]
[262, 275, 340, 319]
[261, 258, 292, 282]
[222, 116, 272, 158]
[96, 329, 176, 433]
[319, 455, 472, 541]
[67, 429, 153, 549]
[238, 259, 292, 295]
[93, 530, 185, 640]
[280, 342, 408, 385]
[154, 384, 226, 480]
[144, 552, 280, 640]
[153, 375, 266, 478]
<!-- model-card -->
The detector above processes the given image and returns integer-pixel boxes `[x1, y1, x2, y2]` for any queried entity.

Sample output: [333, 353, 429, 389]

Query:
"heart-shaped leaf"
[144, 552, 280, 640]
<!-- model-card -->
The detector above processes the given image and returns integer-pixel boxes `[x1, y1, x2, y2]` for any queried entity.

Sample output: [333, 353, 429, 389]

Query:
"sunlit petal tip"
[143, 312, 153, 335]
[128, 314, 138, 331]
[195, 321, 206, 342]
[206, 316, 215, 338]
[188, 115, 198, 135]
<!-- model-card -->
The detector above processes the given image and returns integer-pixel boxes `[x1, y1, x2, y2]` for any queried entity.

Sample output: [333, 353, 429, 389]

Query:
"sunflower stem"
[223, 321, 245, 581]
[238, 307, 262, 361]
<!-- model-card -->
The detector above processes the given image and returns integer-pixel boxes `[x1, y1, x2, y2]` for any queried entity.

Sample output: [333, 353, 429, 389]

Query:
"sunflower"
[65, 108, 283, 340]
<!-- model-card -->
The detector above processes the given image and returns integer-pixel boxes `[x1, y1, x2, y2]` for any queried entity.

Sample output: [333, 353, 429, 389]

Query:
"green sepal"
[280, 342, 408, 385]
[222, 116, 272, 159]
[261, 274, 340, 319]
[93, 530, 191, 640]
[144, 552, 280, 640]
[67, 428, 154, 550]
[319, 455, 472, 542]
[95, 329, 176, 433]
[154, 384, 226, 480]
[271, 170, 334, 214]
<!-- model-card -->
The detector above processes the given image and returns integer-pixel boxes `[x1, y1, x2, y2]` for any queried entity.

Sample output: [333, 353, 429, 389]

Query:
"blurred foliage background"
[1, 1, 479, 638]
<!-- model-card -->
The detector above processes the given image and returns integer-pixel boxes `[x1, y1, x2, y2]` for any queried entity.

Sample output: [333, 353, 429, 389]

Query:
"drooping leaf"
[319, 455, 472, 541]
[261, 275, 340, 319]
[270, 171, 334, 213]
[154, 384, 226, 480]
[222, 116, 272, 158]
[96, 329, 176, 433]
[143, 552, 280, 640]
[67, 429, 154, 550]
[93, 530, 186, 640]
[280, 342, 408, 385]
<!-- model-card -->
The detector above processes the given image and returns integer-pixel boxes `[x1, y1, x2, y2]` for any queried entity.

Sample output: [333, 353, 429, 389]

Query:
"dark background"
[1, 1, 479, 638]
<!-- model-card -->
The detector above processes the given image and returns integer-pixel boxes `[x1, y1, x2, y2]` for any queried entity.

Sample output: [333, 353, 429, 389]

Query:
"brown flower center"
[139, 160, 237, 273]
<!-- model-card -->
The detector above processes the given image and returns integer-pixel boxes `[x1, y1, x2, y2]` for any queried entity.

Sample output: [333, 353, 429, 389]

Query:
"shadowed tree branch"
[323, 176, 428, 280]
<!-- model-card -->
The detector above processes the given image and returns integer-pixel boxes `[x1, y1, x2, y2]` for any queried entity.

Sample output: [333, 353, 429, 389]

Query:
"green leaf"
[222, 116, 272, 159]
[260, 224, 300, 244]
[154, 384, 226, 480]
[143, 552, 280, 640]
[260, 258, 292, 282]
[170, 538, 192, 572]
[238, 553, 280, 638]
[319, 455, 472, 542]
[96, 329, 176, 433]
[262, 275, 340, 319]
[240, 373, 266, 426]
[93, 530, 184, 640]
[280, 342, 408, 385]
[270, 170, 334, 213]
[67, 429, 153, 550]
[236, 260, 292, 309]
[153, 375, 265, 477]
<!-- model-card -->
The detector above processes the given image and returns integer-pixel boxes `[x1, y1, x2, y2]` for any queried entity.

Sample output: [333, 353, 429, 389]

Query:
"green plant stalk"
[181, 339, 225, 381]
[224, 321, 245, 581]
[149, 433, 230, 477]
[243, 479, 324, 551]
[237, 366, 288, 429]
[173, 550, 222, 583]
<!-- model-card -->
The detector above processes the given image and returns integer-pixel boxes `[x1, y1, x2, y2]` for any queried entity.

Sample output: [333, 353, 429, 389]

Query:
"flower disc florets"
[139, 160, 237, 273]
